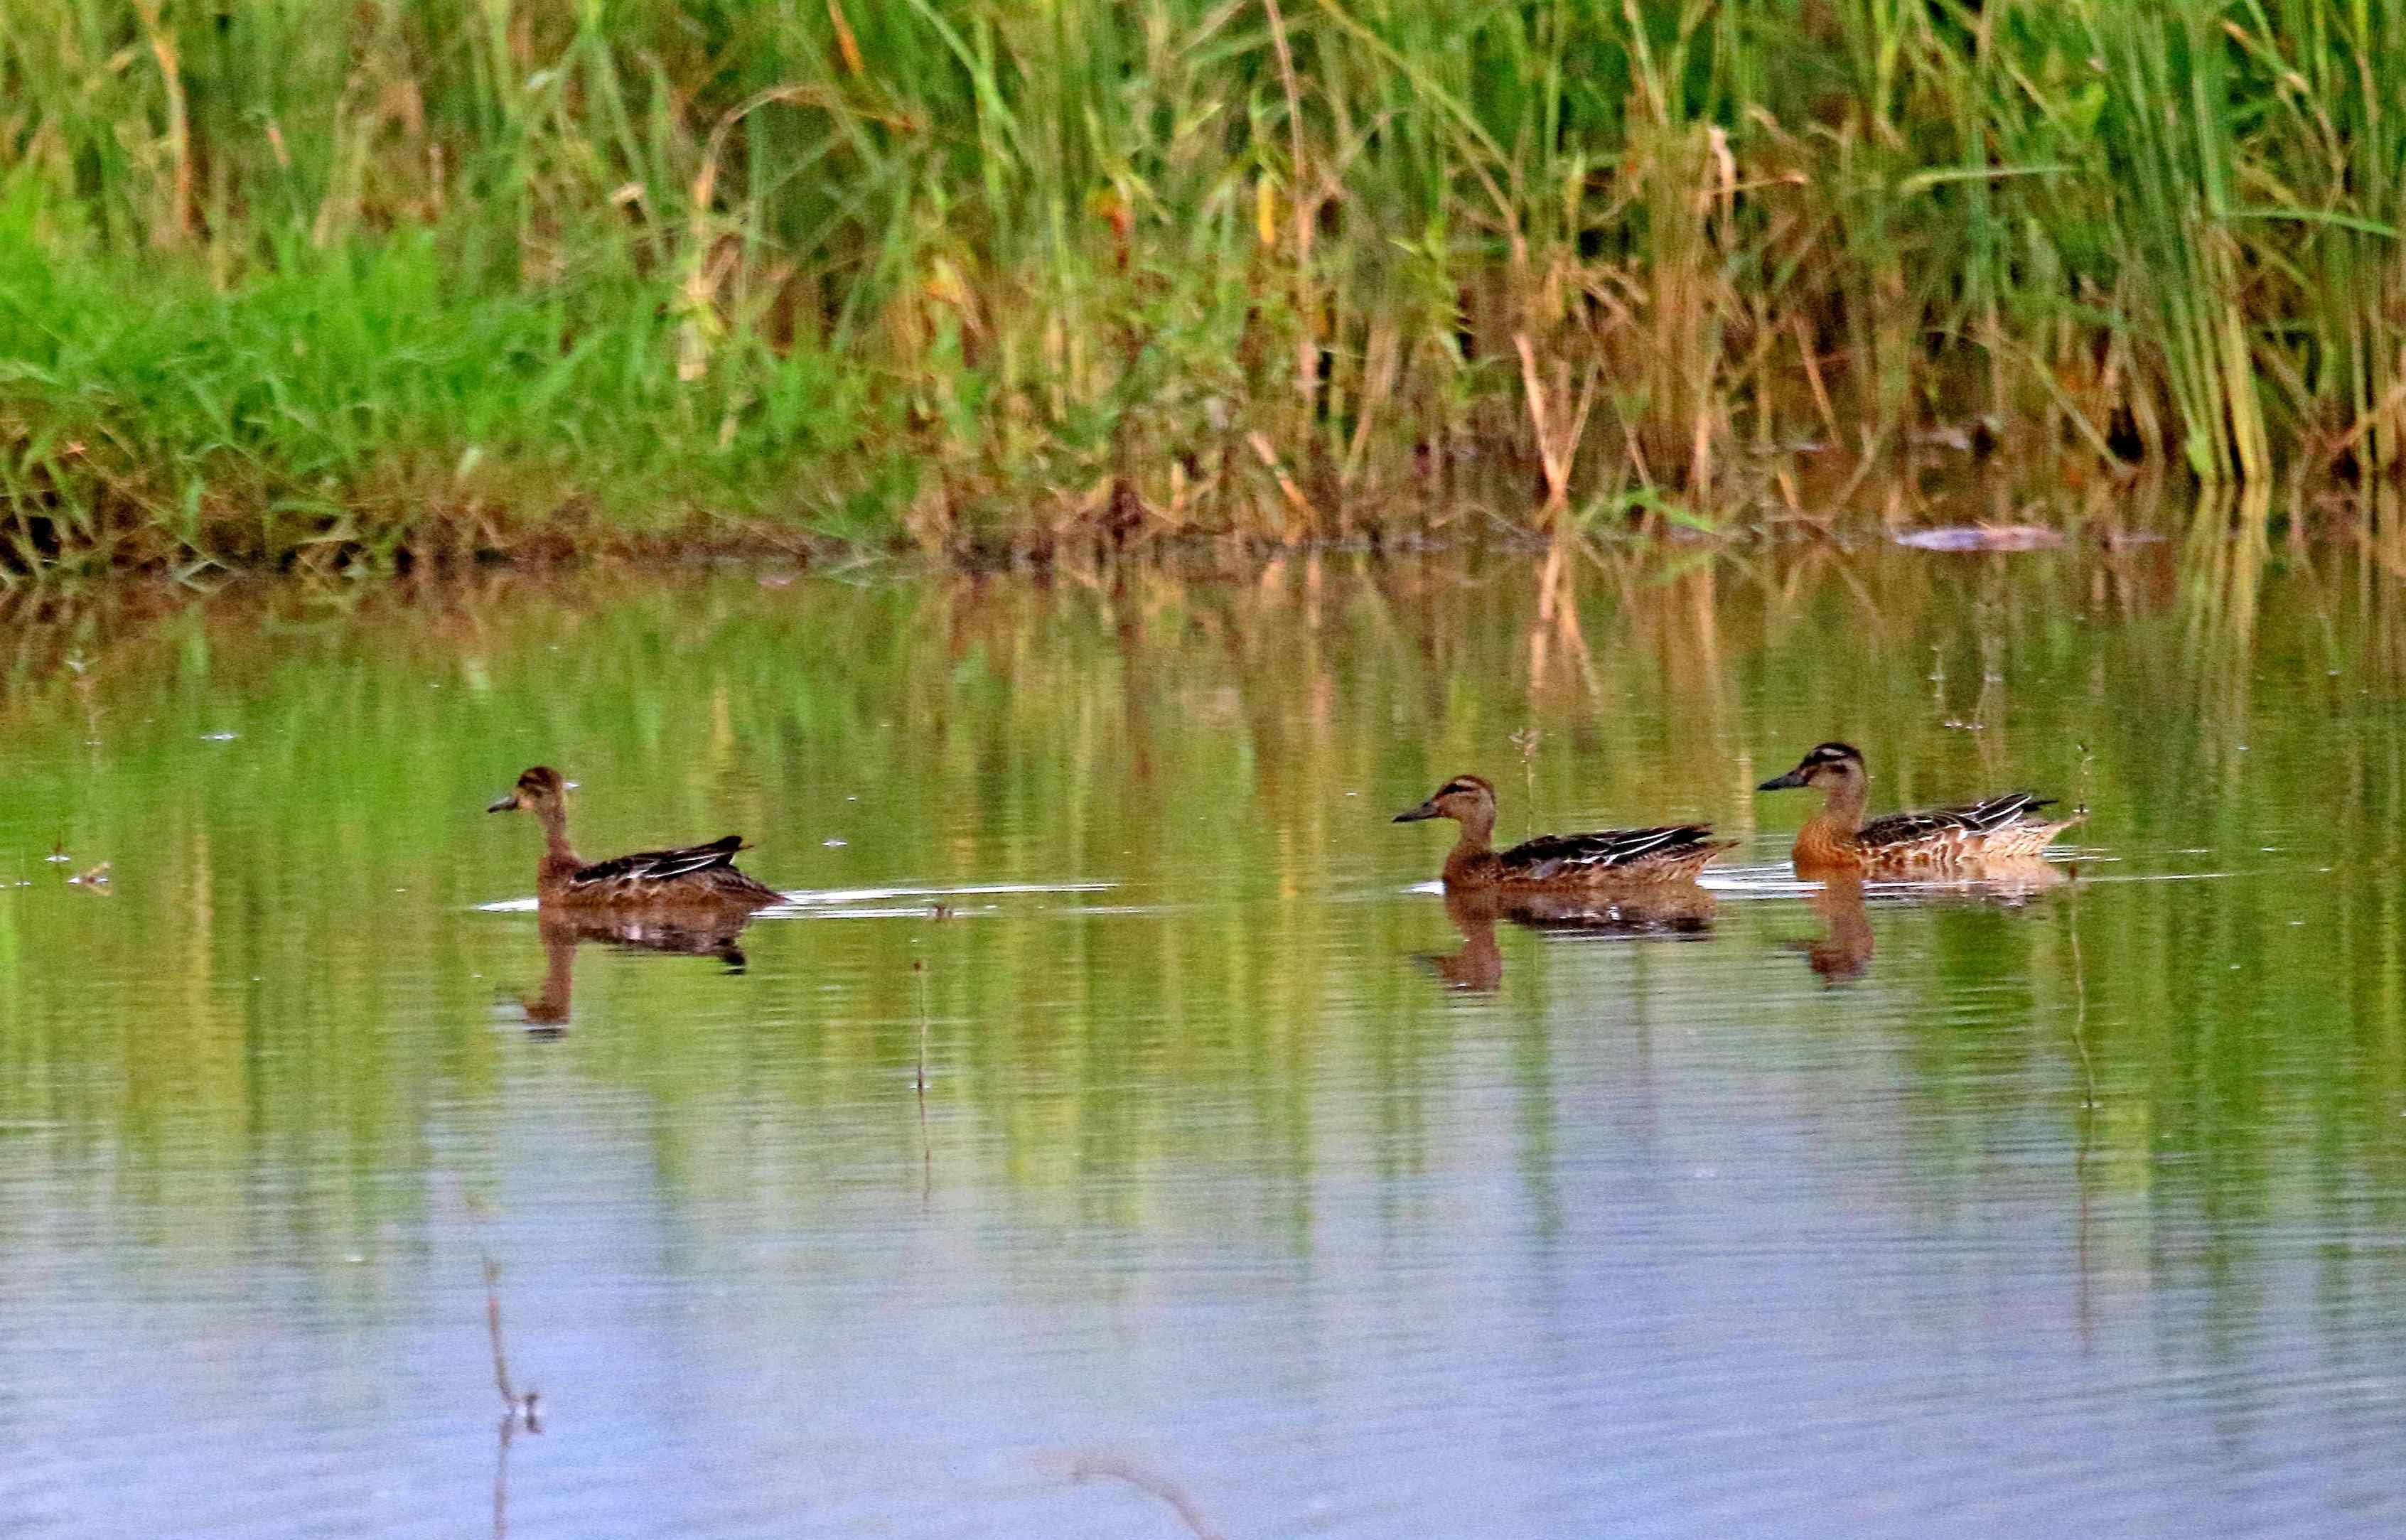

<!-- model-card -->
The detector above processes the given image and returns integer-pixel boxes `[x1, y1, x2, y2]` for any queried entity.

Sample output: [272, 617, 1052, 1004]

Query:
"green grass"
[3, 0, 2405, 574]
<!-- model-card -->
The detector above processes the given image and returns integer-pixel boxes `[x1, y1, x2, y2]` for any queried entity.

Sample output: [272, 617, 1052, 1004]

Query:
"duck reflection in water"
[1800, 874, 1875, 984]
[1419, 884, 1717, 993]
[510, 909, 754, 1035]
[1790, 859, 2068, 987]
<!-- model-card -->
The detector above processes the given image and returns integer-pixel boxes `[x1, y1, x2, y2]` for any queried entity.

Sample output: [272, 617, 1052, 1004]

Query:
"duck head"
[1394, 774, 1498, 826]
[488, 765, 578, 814]
[1757, 742, 1865, 793]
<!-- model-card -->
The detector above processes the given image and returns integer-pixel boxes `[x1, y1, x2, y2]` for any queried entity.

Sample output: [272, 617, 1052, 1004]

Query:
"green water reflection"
[4, 532, 2406, 1535]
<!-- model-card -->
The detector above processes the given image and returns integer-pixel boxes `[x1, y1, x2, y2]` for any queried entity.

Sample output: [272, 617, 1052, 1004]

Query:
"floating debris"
[1908, 416, 2002, 454]
[1893, 524, 2064, 552]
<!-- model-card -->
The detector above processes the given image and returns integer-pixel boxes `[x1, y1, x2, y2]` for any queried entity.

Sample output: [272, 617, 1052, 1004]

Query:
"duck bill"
[1756, 768, 1809, 792]
[486, 792, 522, 813]
[1392, 802, 1439, 823]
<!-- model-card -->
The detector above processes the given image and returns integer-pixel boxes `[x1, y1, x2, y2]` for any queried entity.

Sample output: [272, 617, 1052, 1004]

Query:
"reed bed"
[4, 0, 2406, 574]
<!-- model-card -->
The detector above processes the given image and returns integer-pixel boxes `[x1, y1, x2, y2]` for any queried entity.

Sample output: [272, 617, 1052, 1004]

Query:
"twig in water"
[913, 959, 933, 1200]
[478, 1237, 542, 1540]
[485, 1256, 542, 1432]
[1062, 1451, 1228, 1540]
[912, 959, 930, 1099]
[1508, 727, 1542, 841]
[2064, 863, 2099, 1347]
[493, 1405, 519, 1540]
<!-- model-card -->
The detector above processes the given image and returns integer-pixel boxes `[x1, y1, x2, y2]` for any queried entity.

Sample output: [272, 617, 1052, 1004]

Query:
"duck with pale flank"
[1755, 742, 2080, 876]
[486, 766, 782, 910]
[1394, 774, 1731, 889]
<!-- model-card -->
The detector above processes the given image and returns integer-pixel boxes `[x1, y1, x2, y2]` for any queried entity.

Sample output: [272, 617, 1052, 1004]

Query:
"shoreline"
[0, 437, 2349, 585]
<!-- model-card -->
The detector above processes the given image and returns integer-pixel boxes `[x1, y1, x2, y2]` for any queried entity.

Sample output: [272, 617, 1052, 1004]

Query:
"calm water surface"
[5, 541, 2406, 1537]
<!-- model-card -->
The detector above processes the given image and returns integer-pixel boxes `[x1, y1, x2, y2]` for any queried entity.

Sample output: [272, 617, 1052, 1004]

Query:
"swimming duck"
[1755, 742, 2080, 875]
[1393, 774, 1731, 888]
[486, 766, 781, 910]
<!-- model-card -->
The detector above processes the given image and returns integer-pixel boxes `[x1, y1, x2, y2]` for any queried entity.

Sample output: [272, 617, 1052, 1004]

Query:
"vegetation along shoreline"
[5, 1, 2405, 578]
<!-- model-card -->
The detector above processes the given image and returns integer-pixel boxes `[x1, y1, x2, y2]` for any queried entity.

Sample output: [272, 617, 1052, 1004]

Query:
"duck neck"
[1441, 805, 1499, 887]
[535, 802, 583, 882]
[1814, 776, 1867, 837]
[1794, 776, 1867, 868]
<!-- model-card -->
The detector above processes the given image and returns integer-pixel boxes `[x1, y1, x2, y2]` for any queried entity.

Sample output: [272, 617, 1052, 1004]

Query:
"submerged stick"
[913, 959, 930, 1099]
[466, 1191, 542, 1434]
[1508, 726, 1542, 841]
[913, 959, 933, 1201]
[484, 1256, 542, 1431]
[493, 1410, 515, 1540]
[1063, 1451, 1228, 1540]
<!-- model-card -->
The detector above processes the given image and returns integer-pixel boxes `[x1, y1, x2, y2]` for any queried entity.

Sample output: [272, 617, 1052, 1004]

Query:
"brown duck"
[1756, 742, 2081, 876]
[1393, 774, 1731, 888]
[486, 766, 781, 910]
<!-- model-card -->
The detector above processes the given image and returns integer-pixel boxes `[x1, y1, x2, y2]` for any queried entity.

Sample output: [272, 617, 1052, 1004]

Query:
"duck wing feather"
[1500, 824, 1720, 881]
[567, 835, 751, 892]
[1857, 792, 2054, 849]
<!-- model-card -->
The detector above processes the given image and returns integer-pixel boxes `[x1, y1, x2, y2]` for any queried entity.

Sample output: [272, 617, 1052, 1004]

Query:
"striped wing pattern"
[1501, 824, 1724, 883]
[1857, 792, 2053, 851]
[567, 836, 749, 893]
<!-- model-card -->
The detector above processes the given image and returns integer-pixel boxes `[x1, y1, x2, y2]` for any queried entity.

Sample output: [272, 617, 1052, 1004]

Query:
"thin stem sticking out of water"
[2063, 901, 2097, 1116]
[1062, 1451, 1228, 1540]
[1508, 726, 1542, 841]
[2062, 749, 2098, 1111]
[485, 1256, 541, 1431]
[466, 1192, 542, 1431]
[913, 959, 930, 1099]
[913, 959, 932, 1202]
[494, 1409, 517, 1540]
[476, 1229, 542, 1540]
[2064, 869, 2098, 1350]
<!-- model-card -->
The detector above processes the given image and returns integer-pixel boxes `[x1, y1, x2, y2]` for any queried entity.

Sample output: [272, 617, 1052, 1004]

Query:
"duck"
[1393, 774, 1731, 888]
[485, 766, 781, 910]
[1755, 742, 2080, 876]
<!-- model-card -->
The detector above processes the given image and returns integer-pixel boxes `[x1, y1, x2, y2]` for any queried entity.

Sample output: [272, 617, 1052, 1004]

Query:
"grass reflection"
[1, 520, 2405, 1320]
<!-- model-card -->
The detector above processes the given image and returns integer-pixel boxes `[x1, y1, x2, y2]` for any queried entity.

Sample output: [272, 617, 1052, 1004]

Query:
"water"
[5, 543, 2406, 1537]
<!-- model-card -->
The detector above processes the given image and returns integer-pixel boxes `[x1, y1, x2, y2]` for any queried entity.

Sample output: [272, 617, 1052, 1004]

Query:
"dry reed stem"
[1515, 335, 1599, 519]
[129, 0, 194, 244]
[1260, 0, 1316, 412]
[1246, 432, 1318, 534]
